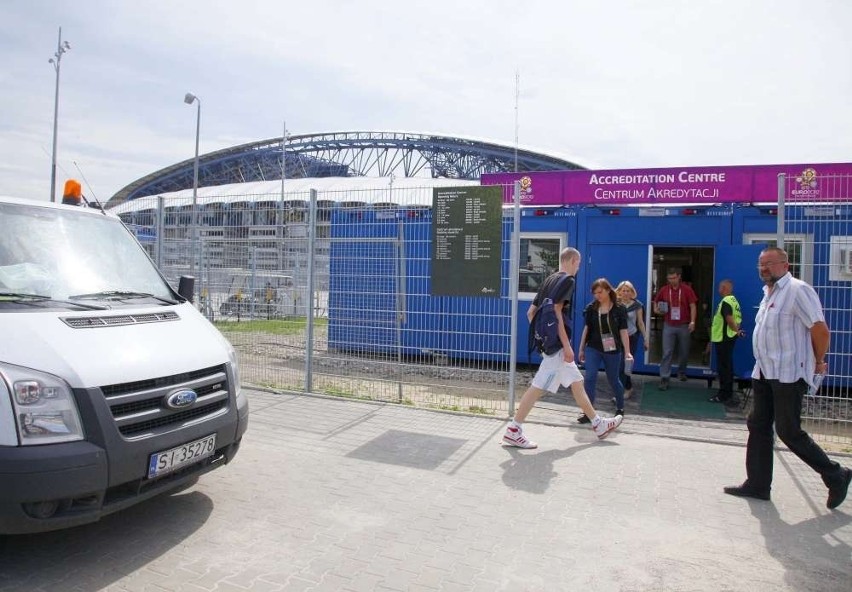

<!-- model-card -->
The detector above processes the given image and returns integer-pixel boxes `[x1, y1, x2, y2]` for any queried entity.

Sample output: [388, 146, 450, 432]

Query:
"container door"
[712, 244, 767, 381]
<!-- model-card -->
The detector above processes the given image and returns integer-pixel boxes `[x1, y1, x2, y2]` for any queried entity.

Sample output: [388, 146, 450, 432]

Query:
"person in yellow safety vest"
[708, 279, 744, 404]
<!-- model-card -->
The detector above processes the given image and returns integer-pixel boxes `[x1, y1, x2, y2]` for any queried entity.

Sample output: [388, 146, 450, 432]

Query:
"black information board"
[431, 186, 502, 297]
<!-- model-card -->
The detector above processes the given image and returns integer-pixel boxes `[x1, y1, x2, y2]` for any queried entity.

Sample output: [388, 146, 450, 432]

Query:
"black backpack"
[529, 273, 571, 356]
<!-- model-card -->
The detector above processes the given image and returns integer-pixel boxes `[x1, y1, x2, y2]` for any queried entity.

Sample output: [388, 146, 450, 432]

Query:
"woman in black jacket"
[578, 278, 633, 417]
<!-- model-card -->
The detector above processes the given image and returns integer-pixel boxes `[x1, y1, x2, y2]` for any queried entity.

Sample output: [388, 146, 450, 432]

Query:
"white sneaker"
[502, 425, 538, 449]
[593, 415, 623, 440]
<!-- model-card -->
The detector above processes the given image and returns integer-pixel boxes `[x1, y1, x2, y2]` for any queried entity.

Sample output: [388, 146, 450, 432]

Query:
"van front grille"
[118, 402, 226, 436]
[100, 365, 230, 438]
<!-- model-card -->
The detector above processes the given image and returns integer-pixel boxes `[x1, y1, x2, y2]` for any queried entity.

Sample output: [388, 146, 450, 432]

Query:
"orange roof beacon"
[62, 178, 82, 205]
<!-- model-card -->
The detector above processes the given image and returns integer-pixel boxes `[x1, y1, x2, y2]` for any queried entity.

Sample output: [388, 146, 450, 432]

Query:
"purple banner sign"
[483, 163, 852, 206]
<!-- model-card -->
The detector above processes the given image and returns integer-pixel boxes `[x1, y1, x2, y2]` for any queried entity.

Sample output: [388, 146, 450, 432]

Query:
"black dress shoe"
[723, 484, 770, 501]
[615, 408, 624, 416]
[577, 414, 591, 424]
[827, 467, 852, 510]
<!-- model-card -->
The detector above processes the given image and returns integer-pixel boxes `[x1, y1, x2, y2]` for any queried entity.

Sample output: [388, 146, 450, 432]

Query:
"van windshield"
[0, 202, 174, 304]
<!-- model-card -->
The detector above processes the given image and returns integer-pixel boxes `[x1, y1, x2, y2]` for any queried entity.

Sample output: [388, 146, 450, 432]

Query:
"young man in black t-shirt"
[503, 247, 623, 448]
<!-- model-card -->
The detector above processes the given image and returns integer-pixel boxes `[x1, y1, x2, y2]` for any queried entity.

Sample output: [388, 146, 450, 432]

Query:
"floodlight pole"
[514, 70, 519, 172]
[184, 92, 201, 280]
[49, 27, 71, 202]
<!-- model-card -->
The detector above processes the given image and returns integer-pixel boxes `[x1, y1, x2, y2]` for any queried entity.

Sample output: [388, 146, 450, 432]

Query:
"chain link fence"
[114, 184, 520, 418]
[780, 173, 852, 445]
[112, 177, 851, 447]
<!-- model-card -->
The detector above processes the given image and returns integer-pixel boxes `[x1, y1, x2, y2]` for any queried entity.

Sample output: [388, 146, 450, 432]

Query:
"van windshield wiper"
[70, 290, 178, 305]
[0, 291, 50, 301]
[0, 291, 108, 310]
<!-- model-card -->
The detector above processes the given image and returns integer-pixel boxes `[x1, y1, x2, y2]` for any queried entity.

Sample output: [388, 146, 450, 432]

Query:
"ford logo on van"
[165, 389, 198, 410]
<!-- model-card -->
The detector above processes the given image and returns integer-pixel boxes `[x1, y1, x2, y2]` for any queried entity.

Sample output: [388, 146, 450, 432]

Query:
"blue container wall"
[329, 203, 850, 388]
[328, 208, 513, 362]
[732, 204, 778, 239]
[328, 210, 402, 354]
[730, 205, 852, 388]
[728, 206, 779, 379]
[401, 210, 513, 361]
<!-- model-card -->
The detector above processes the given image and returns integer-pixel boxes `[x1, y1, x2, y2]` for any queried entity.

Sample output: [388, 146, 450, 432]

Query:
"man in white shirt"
[724, 247, 851, 509]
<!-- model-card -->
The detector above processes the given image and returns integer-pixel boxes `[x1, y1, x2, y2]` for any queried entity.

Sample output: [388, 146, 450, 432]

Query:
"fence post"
[156, 196, 164, 269]
[304, 189, 318, 392]
[508, 181, 521, 415]
[396, 220, 406, 403]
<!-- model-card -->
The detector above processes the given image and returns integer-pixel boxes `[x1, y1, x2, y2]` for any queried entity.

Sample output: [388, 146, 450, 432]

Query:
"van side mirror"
[178, 276, 195, 303]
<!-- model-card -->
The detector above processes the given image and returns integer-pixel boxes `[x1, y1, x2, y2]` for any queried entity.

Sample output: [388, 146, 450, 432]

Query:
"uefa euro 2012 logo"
[518, 175, 534, 202]
[791, 168, 820, 197]
[796, 168, 817, 190]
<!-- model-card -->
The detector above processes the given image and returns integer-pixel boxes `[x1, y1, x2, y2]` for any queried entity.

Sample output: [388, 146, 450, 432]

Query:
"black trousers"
[714, 338, 736, 400]
[745, 376, 843, 492]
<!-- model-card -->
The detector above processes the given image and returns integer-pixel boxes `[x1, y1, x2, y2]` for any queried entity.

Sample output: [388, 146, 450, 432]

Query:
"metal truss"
[109, 131, 583, 205]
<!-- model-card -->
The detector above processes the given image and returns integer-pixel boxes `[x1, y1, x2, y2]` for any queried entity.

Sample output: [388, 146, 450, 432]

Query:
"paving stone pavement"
[1, 388, 850, 592]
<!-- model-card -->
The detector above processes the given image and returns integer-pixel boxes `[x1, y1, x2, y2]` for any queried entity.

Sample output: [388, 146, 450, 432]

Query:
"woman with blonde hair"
[616, 280, 649, 399]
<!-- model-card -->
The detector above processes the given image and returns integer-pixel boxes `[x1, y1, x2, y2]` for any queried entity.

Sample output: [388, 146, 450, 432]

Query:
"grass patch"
[321, 386, 372, 401]
[255, 380, 303, 391]
[427, 404, 462, 412]
[214, 317, 327, 335]
[425, 403, 495, 415]
[467, 405, 495, 415]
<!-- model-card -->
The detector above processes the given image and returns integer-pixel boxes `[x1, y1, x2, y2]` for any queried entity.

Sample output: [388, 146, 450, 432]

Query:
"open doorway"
[648, 246, 715, 369]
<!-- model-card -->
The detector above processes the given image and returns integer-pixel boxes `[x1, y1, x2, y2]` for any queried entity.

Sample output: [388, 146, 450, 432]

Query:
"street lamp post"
[49, 27, 71, 202]
[184, 93, 201, 280]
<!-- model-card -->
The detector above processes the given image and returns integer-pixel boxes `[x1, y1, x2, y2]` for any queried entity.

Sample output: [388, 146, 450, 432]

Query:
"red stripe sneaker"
[502, 425, 538, 449]
[593, 415, 623, 440]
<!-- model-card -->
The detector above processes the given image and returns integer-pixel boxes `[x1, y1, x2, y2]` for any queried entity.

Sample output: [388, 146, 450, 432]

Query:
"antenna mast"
[514, 70, 519, 173]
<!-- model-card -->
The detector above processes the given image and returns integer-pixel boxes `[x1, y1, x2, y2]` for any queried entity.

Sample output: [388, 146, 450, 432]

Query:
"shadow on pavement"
[750, 501, 852, 592]
[346, 429, 467, 470]
[0, 489, 213, 590]
[499, 441, 610, 494]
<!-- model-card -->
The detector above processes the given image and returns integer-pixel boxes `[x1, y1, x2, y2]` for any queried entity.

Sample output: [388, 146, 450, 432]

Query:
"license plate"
[147, 434, 216, 479]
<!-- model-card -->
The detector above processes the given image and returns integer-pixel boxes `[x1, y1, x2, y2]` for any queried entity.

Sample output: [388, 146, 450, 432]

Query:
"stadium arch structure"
[108, 131, 584, 206]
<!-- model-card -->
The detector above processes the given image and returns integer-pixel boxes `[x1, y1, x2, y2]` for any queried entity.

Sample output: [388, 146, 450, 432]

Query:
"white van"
[0, 196, 248, 534]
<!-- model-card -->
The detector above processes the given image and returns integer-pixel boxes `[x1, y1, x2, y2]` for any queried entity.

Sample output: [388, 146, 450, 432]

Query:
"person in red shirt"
[653, 268, 698, 390]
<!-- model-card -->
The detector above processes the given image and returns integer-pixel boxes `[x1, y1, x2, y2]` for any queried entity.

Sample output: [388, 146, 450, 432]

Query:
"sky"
[2, 0, 851, 203]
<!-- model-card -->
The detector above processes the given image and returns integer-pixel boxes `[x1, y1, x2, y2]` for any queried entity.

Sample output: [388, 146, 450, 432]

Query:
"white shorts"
[531, 349, 584, 392]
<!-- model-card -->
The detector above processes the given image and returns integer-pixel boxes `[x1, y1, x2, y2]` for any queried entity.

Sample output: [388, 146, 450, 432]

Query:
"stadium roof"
[107, 176, 481, 214]
[108, 131, 584, 207]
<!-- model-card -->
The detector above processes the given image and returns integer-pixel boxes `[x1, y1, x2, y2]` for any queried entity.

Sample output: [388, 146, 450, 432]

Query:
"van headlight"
[227, 343, 243, 401]
[1, 363, 84, 445]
